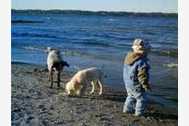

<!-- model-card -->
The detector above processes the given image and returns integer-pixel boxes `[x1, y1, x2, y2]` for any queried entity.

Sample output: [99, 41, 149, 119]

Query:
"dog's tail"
[61, 61, 70, 67]
[100, 65, 107, 78]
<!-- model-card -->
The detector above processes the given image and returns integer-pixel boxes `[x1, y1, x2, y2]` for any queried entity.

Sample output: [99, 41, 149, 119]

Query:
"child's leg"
[135, 93, 147, 116]
[123, 94, 135, 113]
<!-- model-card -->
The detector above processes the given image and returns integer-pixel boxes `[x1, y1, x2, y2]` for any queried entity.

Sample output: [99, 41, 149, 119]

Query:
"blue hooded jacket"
[123, 52, 150, 91]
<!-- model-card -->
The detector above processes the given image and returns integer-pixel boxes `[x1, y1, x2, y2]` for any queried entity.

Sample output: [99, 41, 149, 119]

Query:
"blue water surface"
[11, 10, 178, 110]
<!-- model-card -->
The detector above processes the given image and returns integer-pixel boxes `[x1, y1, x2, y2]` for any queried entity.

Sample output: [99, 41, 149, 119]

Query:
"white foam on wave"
[22, 46, 46, 52]
[163, 63, 178, 68]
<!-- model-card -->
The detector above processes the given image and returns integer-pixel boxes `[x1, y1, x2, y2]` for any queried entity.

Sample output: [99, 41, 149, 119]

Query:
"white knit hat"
[132, 39, 151, 53]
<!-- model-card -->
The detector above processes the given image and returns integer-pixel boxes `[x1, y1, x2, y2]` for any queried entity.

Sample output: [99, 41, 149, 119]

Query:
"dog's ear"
[62, 61, 70, 67]
[45, 47, 52, 53]
[54, 49, 60, 54]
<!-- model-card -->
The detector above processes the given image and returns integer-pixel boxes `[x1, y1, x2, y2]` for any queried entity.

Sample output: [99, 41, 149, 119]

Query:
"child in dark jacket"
[123, 38, 151, 116]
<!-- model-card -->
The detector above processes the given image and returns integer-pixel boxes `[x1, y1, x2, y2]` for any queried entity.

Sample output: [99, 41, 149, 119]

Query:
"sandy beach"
[11, 62, 177, 126]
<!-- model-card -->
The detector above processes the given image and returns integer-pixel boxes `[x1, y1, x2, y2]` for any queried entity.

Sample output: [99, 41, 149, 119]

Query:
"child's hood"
[124, 52, 144, 65]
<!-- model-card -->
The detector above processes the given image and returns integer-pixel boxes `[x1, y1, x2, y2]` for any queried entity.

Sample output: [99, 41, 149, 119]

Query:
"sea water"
[11, 10, 178, 110]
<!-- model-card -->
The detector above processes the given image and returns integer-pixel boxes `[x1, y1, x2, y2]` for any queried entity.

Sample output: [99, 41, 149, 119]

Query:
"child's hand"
[143, 84, 152, 92]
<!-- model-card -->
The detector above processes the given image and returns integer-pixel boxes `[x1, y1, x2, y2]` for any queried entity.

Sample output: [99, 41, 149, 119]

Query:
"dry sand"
[12, 63, 177, 126]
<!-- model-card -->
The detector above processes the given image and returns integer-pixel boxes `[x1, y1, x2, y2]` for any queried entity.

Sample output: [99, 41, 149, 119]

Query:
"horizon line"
[11, 9, 178, 14]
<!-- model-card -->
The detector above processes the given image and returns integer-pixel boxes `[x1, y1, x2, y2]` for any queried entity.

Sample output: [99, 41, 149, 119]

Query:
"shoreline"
[11, 9, 178, 16]
[11, 60, 178, 109]
[12, 62, 177, 126]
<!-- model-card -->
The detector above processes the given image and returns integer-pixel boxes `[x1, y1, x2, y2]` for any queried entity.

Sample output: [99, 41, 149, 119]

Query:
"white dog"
[65, 67, 103, 96]
[47, 47, 69, 88]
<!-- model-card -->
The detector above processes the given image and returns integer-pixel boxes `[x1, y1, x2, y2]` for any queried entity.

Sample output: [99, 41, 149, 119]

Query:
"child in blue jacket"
[123, 38, 151, 116]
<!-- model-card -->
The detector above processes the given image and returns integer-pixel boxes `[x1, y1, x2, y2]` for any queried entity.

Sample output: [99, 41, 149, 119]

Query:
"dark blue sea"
[11, 10, 178, 110]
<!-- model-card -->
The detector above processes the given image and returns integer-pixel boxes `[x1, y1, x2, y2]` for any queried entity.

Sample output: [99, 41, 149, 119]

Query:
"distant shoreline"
[11, 9, 178, 17]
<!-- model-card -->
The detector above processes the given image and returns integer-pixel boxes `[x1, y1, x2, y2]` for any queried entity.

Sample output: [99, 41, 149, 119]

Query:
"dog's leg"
[90, 81, 95, 95]
[80, 81, 87, 96]
[48, 71, 51, 81]
[76, 89, 81, 96]
[49, 69, 53, 88]
[67, 90, 70, 95]
[57, 70, 61, 88]
[67, 90, 71, 96]
[97, 80, 103, 95]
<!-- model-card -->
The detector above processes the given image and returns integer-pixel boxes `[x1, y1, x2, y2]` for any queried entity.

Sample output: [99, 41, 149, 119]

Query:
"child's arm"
[137, 61, 151, 91]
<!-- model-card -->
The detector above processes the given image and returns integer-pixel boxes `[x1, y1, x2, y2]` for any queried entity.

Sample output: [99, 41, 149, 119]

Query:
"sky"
[12, 0, 177, 13]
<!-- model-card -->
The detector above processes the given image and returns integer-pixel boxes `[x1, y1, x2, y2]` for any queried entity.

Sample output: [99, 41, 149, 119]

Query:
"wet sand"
[11, 63, 177, 126]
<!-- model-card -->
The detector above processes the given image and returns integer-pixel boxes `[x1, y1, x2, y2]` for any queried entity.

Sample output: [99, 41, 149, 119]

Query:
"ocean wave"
[12, 20, 44, 24]
[12, 32, 59, 39]
[75, 41, 112, 47]
[63, 37, 114, 48]
[151, 49, 178, 57]
[22, 46, 46, 52]
[163, 63, 178, 68]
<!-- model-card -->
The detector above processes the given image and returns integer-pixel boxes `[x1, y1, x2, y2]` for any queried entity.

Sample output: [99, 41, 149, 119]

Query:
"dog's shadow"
[144, 112, 178, 120]
[73, 92, 126, 102]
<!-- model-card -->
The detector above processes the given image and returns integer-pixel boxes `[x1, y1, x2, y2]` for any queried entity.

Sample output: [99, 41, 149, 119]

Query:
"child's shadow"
[86, 93, 178, 120]
[98, 93, 126, 102]
[145, 112, 178, 120]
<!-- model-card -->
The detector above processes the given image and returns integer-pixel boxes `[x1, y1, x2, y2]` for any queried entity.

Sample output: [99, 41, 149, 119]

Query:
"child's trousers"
[123, 88, 147, 116]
